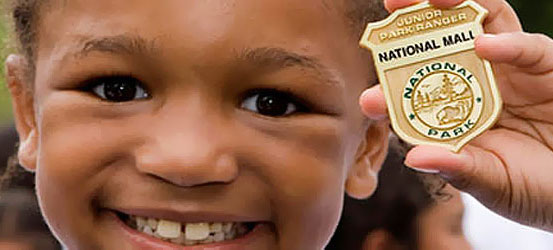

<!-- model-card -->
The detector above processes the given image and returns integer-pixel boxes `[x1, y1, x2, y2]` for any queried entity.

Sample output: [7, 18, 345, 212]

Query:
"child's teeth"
[147, 218, 158, 230]
[225, 229, 236, 240]
[210, 222, 223, 233]
[213, 232, 225, 242]
[156, 220, 182, 239]
[223, 222, 233, 233]
[201, 236, 214, 244]
[136, 217, 147, 230]
[143, 225, 154, 236]
[185, 223, 210, 240]
[124, 215, 254, 247]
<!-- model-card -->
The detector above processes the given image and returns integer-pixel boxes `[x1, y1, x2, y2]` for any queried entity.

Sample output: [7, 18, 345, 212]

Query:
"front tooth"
[185, 223, 210, 240]
[210, 223, 223, 233]
[147, 218, 158, 230]
[156, 220, 182, 239]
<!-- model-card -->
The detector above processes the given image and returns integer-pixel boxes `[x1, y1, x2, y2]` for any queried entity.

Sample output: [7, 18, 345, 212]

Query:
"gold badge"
[360, 0, 502, 152]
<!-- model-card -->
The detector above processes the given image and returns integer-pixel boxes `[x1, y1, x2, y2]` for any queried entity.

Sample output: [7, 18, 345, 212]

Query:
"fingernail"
[480, 34, 497, 38]
[360, 88, 374, 100]
[476, 34, 497, 42]
[359, 89, 388, 120]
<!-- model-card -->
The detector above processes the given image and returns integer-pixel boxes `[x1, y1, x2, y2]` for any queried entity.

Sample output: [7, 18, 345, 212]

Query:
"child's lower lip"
[108, 211, 273, 250]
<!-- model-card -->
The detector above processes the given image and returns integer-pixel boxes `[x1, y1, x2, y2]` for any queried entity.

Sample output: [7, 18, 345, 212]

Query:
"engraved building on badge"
[360, 0, 502, 152]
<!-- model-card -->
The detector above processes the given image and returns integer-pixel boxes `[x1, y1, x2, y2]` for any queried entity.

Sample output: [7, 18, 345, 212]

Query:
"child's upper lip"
[112, 207, 268, 224]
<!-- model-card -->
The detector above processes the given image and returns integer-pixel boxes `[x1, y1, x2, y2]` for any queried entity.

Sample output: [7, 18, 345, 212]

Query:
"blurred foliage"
[0, 18, 10, 125]
[0, 1, 551, 124]
[508, 0, 553, 37]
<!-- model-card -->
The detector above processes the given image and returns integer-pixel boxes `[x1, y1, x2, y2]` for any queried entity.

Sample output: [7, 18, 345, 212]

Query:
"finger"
[427, 0, 464, 8]
[405, 130, 553, 230]
[403, 144, 508, 200]
[432, 0, 521, 33]
[359, 85, 388, 120]
[476, 32, 553, 74]
[384, 0, 421, 12]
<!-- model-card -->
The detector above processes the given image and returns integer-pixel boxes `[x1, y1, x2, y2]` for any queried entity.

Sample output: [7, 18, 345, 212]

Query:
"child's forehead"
[40, 0, 355, 57]
[46, 0, 350, 24]
[35, 0, 373, 97]
[39, 1, 360, 66]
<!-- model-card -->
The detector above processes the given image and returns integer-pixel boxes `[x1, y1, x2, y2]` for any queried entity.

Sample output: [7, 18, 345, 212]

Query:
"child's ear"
[5, 54, 38, 172]
[345, 120, 390, 199]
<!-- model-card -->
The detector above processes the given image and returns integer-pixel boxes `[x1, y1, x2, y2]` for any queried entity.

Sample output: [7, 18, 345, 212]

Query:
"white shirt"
[462, 193, 553, 250]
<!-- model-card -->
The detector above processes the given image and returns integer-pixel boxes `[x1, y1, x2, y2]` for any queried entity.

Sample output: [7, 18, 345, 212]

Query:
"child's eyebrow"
[240, 47, 343, 88]
[70, 34, 343, 88]
[76, 34, 159, 58]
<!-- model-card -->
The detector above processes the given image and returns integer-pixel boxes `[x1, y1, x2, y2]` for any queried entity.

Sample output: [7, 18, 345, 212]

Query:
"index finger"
[359, 85, 388, 120]
[383, 0, 421, 13]
[383, 0, 522, 33]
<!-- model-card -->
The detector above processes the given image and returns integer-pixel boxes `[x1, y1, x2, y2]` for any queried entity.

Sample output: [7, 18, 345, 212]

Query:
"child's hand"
[361, 0, 553, 232]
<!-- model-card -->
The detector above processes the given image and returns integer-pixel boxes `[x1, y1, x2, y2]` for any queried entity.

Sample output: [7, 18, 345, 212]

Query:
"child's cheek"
[270, 152, 344, 249]
[237, 118, 349, 249]
[35, 94, 143, 245]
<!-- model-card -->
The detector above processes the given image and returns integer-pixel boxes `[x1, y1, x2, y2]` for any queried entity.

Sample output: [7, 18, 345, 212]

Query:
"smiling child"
[4, 0, 391, 249]
[5, 0, 553, 249]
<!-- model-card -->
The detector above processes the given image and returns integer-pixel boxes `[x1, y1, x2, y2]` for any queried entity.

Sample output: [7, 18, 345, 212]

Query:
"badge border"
[359, 0, 503, 152]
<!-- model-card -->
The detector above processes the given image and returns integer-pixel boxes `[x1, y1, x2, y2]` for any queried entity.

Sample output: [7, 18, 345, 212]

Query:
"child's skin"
[6, 0, 553, 249]
[6, 0, 390, 249]
[362, 186, 470, 250]
[415, 186, 470, 250]
[362, 0, 553, 233]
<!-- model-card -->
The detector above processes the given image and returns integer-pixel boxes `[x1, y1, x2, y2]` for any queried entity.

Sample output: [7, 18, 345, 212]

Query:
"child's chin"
[97, 209, 277, 250]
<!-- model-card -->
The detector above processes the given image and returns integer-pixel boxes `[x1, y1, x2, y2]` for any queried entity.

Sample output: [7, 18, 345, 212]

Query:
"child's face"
[8, 0, 389, 249]
[0, 241, 33, 250]
[416, 187, 471, 250]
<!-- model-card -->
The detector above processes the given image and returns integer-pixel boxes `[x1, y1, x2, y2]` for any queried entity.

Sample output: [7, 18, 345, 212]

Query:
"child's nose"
[134, 116, 239, 187]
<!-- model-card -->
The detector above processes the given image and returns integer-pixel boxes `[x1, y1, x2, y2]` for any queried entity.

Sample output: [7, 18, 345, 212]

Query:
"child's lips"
[107, 209, 274, 250]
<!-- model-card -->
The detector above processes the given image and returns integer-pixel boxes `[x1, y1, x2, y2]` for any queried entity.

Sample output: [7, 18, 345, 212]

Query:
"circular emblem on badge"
[402, 62, 483, 140]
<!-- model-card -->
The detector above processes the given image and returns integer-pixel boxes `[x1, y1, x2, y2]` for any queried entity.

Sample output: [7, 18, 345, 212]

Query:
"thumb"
[404, 145, 510, 203]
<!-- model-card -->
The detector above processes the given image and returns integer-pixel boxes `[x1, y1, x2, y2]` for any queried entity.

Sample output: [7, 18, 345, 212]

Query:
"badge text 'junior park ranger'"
[360, 0, 502, 152]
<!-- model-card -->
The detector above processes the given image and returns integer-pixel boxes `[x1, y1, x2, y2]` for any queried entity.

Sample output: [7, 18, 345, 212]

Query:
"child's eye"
[240, 90, 305, 117]
[87, 76, 150, 102]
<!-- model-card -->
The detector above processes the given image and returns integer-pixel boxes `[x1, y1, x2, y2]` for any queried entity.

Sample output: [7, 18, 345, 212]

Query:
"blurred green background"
[0, 17, 9, 126]
[0, 0, 552, 126]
